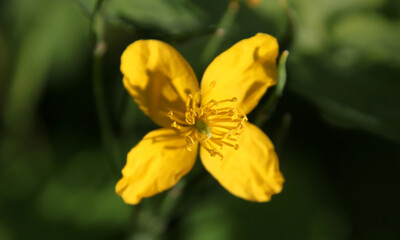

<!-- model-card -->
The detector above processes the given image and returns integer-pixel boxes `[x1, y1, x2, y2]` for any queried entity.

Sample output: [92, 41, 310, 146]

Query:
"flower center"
[166, 82, 247, 159]
[195, 120, 212, 138]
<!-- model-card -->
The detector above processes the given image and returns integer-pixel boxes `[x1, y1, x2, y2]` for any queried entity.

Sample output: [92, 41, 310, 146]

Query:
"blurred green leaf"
[0, 222, 12, 240]
[2, 0, 89, 135]
[289, 52, 400, 142]
[180, 199, 232, 240]
[290, 0, 385, 53]
[309, 207, 351, 240]
[71, 0, 97, 16]
[332, 13, 400, 66]
[0, 31, 8, 97]
[0, 138, 52, 200]
[104, 0, 205, 35]
[36, 149, 131, 228]
[199, 2, 238, 68]
[287, 0, 400, 142]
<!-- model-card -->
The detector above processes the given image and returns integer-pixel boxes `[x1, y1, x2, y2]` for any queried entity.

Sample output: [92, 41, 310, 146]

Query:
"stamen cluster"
[167, 83, 247, 159]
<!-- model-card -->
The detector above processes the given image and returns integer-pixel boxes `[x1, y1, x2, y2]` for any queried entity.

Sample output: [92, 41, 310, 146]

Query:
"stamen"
[167, 111, 187, 125]
[184, 128, 195, 137]
[208, 123, 239, 128]
[185, 135, 194, 151]
[204, 99, 218, 108]
[215, 97, 237, 104]
[192, 90, 202, 110]
[207, 118, 243, 123]
[185, 112, 195, 125]
[171, 121, 181, 129]
[212, 138, 240, 150]
[213, 107, 232, 111]
[186, 94, 193, 111]
[200, 141, 224, 160]
[196, 108, 204, 117]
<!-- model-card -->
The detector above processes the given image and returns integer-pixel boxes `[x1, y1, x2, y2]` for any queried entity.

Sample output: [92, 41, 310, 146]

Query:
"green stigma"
[195, 120, 212, 138]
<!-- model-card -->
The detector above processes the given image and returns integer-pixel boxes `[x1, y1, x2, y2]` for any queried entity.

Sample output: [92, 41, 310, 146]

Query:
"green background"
[0, 0, 399, 239]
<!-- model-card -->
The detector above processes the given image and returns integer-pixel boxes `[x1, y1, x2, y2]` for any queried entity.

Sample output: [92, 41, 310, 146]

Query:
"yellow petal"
[121, 40, 199, 128]
[116, 128, 198, 204]
[201, 33, 278, 114]
[200, 123, 284, 202]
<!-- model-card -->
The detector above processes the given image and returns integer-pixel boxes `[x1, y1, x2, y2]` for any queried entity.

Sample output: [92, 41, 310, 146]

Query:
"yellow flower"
[116, 33, 284, 204]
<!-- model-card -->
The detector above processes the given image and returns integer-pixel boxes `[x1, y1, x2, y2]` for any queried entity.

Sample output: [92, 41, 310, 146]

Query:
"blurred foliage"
[289, 0, 400, 143]
[0, 0, 399, 240]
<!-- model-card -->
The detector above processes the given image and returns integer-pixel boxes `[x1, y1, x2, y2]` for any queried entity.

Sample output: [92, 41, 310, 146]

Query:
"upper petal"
[121, 40, 199, 128]
[201, 33, 278, 115]
[116, 128, 198, 204]
[200, 123, 284, 202]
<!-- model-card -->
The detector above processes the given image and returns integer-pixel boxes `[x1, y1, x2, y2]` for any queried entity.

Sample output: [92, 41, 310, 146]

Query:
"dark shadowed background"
[0, 0, 399, 239]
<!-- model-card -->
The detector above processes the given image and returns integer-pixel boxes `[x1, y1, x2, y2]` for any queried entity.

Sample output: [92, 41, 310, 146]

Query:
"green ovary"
[195, 120, 211, 137]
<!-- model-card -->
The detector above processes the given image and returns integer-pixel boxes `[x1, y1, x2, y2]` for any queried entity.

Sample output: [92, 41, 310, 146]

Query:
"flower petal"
[200, 123, 284, 202]
[201, 33, 278, 114]
[116, 128, 198, 204]
[121, 40, 199, 128]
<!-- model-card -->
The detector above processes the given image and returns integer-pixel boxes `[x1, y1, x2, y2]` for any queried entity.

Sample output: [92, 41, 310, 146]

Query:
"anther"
[185, 112, 195, 125]
[204, 99, 218, 108]
[186, 94, 193, 110]
[171, 121, 181, 129]
[167, 111, 188, 125]
[196, 108, 203, 117]
[185, 135, 195, 151]
[194, 90, 202, 99]
[185, 145, 193, 151]
[208, 148, 220, 157]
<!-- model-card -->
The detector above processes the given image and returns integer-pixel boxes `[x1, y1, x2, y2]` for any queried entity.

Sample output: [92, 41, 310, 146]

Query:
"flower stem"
[159, 180, 186, 220]
[91, 0, 121, 174]
[279, 0, 298, 51]
[199, 0, 239, 69]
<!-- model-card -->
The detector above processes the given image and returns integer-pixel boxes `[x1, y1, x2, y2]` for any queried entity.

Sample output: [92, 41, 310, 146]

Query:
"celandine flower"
[116, 33, 284, 204]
